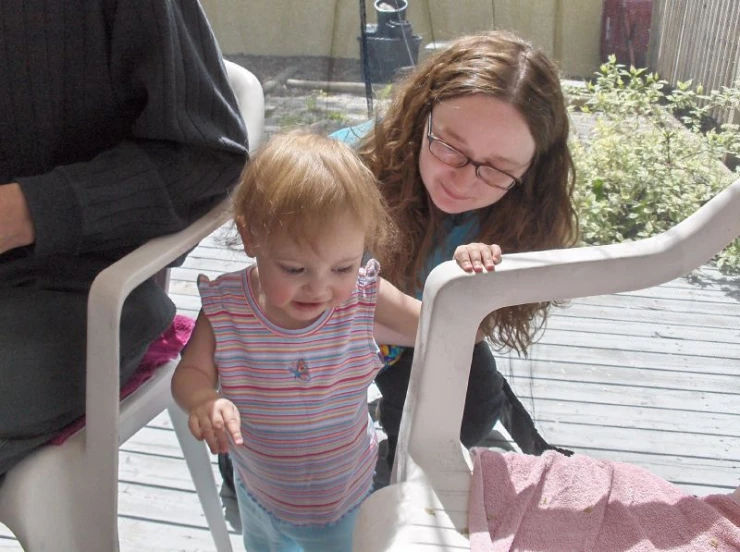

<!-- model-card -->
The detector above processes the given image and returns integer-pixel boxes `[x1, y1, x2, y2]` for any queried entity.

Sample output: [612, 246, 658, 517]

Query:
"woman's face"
[418, 94, 536, 214]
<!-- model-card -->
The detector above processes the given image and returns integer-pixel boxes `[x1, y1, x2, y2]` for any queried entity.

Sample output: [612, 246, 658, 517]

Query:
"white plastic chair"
[353, 177, 740, 551]
[0, 59, 264, 552]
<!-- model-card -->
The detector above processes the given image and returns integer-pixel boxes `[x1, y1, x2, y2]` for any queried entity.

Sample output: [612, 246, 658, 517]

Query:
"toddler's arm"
[373, 243, 501, 347]
[374, 279, 421, 346]
[171, 311, 243, 454]
[373, 321, 414, 347]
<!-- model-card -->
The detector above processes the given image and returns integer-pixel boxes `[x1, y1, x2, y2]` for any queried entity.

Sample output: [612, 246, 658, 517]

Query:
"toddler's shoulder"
[358, 258, 380, 282]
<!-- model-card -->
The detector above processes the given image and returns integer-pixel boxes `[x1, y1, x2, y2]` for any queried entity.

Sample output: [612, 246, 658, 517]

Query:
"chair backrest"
[394, 177, 740, 485]
[224, 59, 265, 153]
[86, 59, 265, 454]
[81, 61, 265, 541]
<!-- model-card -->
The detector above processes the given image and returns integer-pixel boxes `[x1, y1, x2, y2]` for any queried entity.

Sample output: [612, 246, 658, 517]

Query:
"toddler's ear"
[235, 216, 257, 257]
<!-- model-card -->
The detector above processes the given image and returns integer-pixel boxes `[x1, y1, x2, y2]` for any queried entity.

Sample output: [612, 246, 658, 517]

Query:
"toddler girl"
[171, 130, 422, 551]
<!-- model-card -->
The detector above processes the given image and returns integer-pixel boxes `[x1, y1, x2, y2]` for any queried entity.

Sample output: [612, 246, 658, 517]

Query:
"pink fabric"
[468, 449, 740, 552]
[50, 314, 195, 445]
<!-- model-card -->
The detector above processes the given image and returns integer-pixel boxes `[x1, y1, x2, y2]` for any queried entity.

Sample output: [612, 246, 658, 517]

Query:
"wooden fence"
[648, 0, 740, 124]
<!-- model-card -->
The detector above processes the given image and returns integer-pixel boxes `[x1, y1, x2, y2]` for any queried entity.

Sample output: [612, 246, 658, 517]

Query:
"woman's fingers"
[481, 243, 502, 270]
[454, 243, 502, 273]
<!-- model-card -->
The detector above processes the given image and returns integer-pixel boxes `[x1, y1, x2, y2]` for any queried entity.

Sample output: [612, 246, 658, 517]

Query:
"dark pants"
[0, 279, 174, 475]
[375, 341, 568, 467]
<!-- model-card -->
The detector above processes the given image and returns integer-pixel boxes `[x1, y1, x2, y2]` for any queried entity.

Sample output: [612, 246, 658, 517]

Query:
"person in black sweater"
[0, 0, 248, 475]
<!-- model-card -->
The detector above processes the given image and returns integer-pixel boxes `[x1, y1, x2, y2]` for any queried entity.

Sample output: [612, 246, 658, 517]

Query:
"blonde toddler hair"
[233, 129, 395, 255]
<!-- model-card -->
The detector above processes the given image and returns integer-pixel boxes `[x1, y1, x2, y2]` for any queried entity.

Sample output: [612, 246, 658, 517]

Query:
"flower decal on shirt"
[290, 359, 311, 382]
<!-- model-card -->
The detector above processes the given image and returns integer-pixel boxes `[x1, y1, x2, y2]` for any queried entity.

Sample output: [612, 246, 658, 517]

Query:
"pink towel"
[50, 314, 195, 445]
[468, 449, 740, 551]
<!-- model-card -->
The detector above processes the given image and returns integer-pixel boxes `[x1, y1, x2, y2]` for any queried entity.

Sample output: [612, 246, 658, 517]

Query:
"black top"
[0, 0, 248, 284]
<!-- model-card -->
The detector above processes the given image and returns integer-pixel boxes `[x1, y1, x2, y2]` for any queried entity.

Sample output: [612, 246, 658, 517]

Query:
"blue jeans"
[235, 474, 361, 552]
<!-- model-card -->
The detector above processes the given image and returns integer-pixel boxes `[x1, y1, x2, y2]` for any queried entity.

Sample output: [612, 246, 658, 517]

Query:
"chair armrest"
[85, 199, 231, 457]
[396, 177, 740, 484]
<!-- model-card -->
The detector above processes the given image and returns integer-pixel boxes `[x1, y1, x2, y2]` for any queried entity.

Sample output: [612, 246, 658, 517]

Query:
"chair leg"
[168, 405, 234, 552]
[0, 437, 120, 552]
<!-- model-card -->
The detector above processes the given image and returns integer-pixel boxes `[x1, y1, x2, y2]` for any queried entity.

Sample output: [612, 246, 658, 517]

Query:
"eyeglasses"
[426, 111, 526, 191]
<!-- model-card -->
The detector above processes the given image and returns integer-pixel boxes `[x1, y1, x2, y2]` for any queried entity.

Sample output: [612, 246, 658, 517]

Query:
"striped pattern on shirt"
[199, 259, 383, 526]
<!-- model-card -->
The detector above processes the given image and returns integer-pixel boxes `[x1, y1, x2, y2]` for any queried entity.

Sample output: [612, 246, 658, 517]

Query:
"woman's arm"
[374, 279, 422, 346]
[171, 311, 242, 453]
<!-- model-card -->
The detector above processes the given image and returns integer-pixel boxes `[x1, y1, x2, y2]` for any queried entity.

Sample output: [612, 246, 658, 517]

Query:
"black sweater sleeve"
[16, 0, 248, 258]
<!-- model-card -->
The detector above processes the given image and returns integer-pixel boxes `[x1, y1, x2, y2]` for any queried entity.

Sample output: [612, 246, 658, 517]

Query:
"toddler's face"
[250, 212, 366, 330]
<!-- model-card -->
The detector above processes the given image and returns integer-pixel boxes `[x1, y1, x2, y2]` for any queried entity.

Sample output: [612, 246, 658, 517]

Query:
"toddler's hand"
[454, 243, 502, 273]
[188, 398, 243, 454]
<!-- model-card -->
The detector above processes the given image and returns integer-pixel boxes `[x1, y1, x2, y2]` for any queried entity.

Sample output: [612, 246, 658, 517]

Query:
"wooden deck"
[2, 228, 738, 551]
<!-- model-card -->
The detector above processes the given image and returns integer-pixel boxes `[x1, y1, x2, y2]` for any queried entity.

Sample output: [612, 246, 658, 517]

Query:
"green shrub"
[566, 57, 740, 274]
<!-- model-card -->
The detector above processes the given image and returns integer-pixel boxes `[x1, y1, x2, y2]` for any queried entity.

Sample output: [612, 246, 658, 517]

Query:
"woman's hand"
[454, 242, 502, 273]
[188, 397, 243, 454]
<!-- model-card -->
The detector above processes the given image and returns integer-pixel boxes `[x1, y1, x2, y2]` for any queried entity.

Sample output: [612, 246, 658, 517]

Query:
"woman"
[336, 30, 578, 471]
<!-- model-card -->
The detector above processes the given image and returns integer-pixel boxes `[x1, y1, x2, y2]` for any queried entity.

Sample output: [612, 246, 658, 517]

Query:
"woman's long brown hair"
[357, 30, 579, 355]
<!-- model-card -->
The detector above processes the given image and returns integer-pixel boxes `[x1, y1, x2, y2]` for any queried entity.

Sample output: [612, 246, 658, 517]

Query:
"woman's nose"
[450, 163, 479, 190]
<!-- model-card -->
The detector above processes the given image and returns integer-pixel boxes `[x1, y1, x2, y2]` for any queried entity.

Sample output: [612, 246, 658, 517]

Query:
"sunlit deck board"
[1, 236, 737, 550]
[501, 263, 739, 496]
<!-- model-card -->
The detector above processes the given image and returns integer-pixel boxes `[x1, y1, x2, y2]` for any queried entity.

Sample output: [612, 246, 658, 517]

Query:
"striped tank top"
[198, 259, 383, 526]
